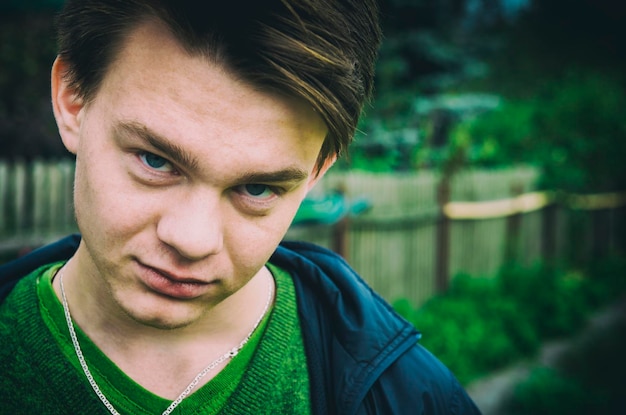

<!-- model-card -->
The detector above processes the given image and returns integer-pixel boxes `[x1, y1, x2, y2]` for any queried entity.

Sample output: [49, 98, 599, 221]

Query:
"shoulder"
[0, 266, 94, 414]
[271, 241, 409, 341]
[272, 240, 352, 275]
[271, 240, 383, 304]
[365, 343, 481, 414]
[0, 270, 41, 373]
[0, 267, 45, 320]
[0, 234, 80, 302]
[271, 241, 481, 414]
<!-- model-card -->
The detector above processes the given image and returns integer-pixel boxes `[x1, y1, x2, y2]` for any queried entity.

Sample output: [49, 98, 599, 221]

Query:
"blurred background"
[1, 1, 625, 413]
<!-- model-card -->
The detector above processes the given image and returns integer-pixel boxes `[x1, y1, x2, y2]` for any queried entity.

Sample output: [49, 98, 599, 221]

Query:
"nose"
[156, 190, 224, 260]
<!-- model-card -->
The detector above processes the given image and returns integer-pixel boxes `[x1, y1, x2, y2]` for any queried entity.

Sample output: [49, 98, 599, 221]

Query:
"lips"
[138, 262, 213, 299]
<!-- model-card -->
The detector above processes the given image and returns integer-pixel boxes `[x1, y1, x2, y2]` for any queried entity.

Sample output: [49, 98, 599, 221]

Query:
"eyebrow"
[115, 121, 200, 170]
[236, 168, 310, 185]
[114, 120, 310, 185]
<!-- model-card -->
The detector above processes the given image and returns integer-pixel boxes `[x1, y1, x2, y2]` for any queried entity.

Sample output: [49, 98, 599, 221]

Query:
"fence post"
[505, 183, 523, 262]
[435, 176, 450, 292]
[542, 201, 558, 264]
[0, 163, 8, 234]
[13, 161, 27, 236]
[331, 185, 349, 261]
[591, 209, 610, 259]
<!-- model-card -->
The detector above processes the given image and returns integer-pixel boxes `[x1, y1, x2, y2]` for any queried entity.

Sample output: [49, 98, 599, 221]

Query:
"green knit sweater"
[0, 263, 311, 414]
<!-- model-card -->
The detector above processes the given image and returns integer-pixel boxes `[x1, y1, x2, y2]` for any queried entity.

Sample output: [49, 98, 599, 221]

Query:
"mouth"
[137, 262, 213, 300]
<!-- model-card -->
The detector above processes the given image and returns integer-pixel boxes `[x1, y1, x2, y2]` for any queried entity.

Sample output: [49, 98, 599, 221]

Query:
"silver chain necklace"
[59, 269, 273, 415]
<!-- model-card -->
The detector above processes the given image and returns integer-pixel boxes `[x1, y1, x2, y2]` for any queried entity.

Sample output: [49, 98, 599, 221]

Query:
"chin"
[119, 298, 203, 331]
[130, 312, 198, 331]
[143, 319, 194, 331]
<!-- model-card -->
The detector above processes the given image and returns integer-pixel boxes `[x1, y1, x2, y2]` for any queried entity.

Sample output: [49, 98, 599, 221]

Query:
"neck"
[53, 254, 275, 398]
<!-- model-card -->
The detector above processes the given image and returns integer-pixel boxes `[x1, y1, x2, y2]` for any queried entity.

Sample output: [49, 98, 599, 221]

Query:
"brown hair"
[56, 0, 381, 172]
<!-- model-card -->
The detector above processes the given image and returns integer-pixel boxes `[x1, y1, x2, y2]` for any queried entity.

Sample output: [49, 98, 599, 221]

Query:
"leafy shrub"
[506, 308, 626, 415]
[393, 257, 626, 384]
[506, 367, 607, 415]
[395, 272, 540, 384]
[497, 264, 590, 339]
[580, 257, 626, 307]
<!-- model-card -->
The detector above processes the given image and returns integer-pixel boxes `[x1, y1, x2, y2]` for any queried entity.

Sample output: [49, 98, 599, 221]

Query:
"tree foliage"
[348, 0, 626, 195]
[450, 72, 626, 192]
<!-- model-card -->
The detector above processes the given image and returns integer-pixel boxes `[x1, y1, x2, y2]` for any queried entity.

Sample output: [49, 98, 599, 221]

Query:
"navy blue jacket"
[0, 235, 480, 414]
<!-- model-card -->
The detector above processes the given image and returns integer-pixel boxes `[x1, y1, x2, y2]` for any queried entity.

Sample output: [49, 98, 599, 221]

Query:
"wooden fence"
[0, 160, 76, 252]
[287, 168, 626, 306]
[1, 161, 624, 306]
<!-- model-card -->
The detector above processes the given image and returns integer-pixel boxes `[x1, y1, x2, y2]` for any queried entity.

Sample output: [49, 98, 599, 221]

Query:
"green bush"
[395, 272, 541, 384]
[506, 308, 626, 414]
[581, 257, 626, 307]
[497, 264, 590, 339]
[394, 257, 626, 384]
[506, 367, 607, 415]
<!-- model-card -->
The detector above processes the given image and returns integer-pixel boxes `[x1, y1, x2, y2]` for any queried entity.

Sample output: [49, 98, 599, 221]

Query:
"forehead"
[92, 20, 327, 178]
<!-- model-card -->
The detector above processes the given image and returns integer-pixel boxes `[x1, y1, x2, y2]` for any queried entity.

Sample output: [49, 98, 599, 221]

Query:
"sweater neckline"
[37, 262, 272, 413]
[20, 261, 309, 414]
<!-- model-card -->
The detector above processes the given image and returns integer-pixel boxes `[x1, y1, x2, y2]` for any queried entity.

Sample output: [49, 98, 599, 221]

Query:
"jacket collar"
[271, 241, 420, 415]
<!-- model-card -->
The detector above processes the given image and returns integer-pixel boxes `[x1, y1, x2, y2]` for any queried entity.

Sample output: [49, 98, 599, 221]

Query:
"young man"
[0, 1, 480, 414]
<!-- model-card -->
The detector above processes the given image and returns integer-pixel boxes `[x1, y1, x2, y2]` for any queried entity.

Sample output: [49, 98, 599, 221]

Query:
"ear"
[51, 57, 85, 155]
[306, 156, 336, 192]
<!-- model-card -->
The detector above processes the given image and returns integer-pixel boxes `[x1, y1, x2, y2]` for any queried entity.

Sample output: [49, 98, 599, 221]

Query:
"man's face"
[54, 22, 328, 329]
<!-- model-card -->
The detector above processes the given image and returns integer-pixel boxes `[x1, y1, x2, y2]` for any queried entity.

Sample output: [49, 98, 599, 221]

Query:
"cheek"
[224, 203, 297, 265]
[73, 158, 154, 239]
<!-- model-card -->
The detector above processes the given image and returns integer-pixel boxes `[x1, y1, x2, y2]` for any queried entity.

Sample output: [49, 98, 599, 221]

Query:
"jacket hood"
[271, 241, 421, 415]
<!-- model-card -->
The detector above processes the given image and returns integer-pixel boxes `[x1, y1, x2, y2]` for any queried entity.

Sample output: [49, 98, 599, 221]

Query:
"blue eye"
[139, 152, 171, 172]
[244, 184, 274, 198]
